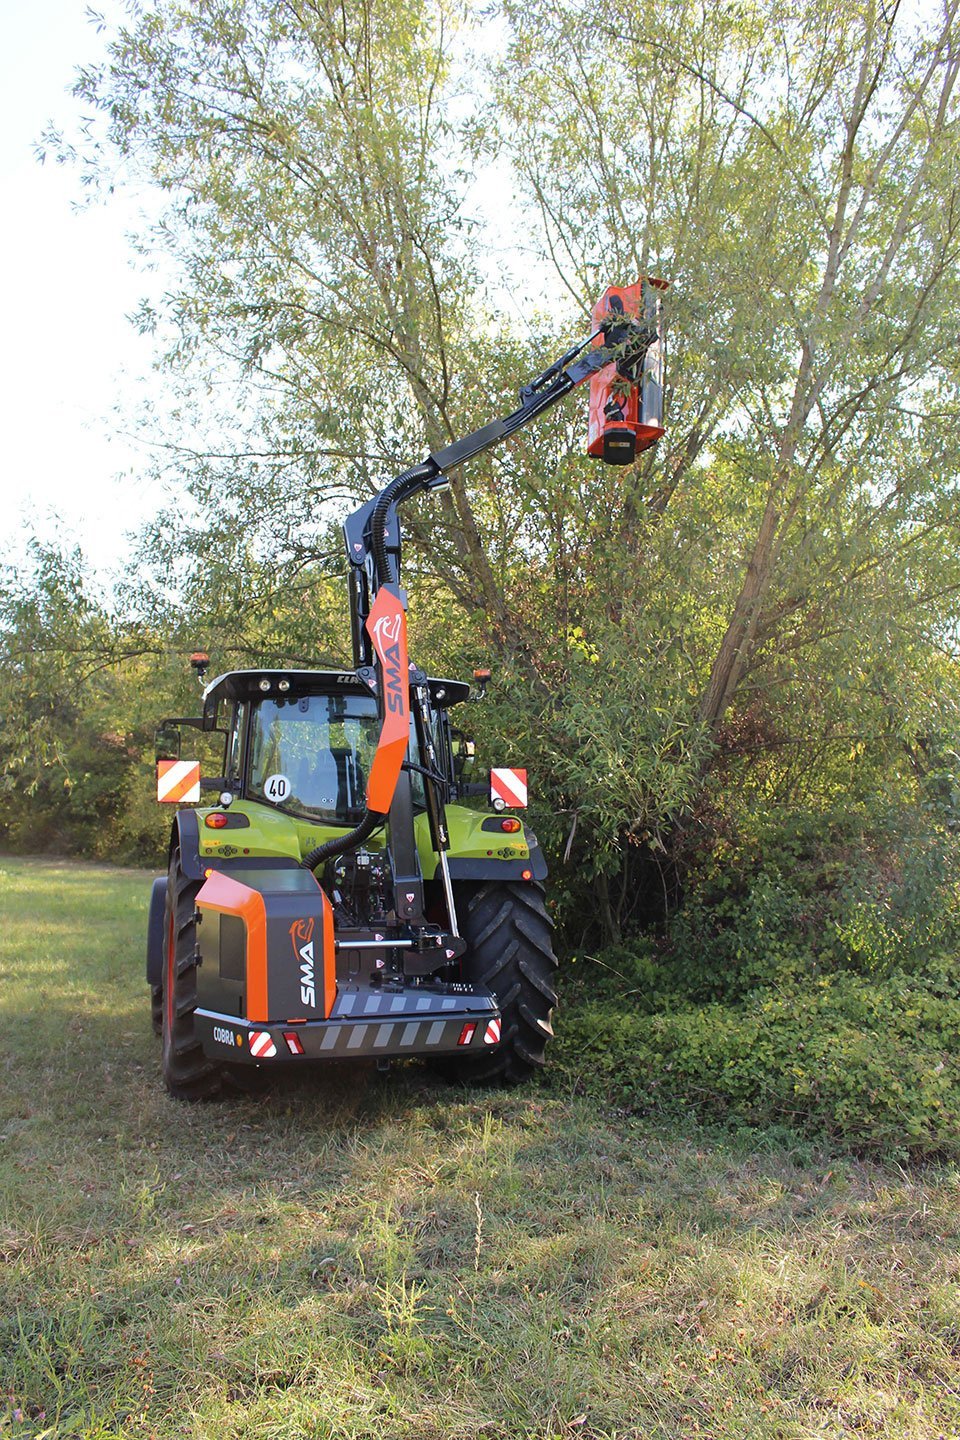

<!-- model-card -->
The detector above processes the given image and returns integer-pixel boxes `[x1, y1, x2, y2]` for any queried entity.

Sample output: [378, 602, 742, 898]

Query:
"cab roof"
[201, 668, 470, 725]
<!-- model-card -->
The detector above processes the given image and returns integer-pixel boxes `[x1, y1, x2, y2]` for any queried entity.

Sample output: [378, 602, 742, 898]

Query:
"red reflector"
[458, 1023, 477, 1047]
[521, 869, 533, 881]
[205, 812, 229, 829]
[283, 1031, 305, 1055]
[501, 818, 521, 833]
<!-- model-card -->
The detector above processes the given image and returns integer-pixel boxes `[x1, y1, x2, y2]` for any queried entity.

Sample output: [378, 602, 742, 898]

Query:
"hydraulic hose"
[371, 460, 436, 585]
[301, 809, 382, 873]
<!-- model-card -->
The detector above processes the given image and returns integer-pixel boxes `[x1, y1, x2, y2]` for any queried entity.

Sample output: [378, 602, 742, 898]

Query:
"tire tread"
[441, 880, 558, 1084]
[161, 848, 223, 1100]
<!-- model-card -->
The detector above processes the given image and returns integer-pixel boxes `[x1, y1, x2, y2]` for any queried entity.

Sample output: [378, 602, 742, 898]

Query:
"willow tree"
[56, 0, 960, 934]
[497, 0, 960, 812]
[63, 0, 545, 656]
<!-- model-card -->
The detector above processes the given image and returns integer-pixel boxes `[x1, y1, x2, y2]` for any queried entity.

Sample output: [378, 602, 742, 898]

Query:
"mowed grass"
[2, 858, 960, 1440]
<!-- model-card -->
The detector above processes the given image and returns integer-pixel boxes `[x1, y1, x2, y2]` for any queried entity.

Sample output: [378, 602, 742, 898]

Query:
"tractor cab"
[157, 668, 471, 826]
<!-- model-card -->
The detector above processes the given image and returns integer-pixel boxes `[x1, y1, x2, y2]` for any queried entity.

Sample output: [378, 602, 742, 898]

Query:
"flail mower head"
[587, 277, 668, 465]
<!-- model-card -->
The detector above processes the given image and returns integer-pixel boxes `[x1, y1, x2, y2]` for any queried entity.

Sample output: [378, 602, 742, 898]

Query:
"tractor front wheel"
[442, 880, 558, 1085]
[150, 983, 163, 1038]
[161, 847, 223, 1100]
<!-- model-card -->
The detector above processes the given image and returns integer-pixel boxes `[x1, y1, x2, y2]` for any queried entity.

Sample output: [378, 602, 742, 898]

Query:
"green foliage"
[0, 541, 156, 860]
[558, 806, 960, 1155]
[672, 805, 959, 989]
[559, 972, 960, 1158]
[34, 0, 960, 932]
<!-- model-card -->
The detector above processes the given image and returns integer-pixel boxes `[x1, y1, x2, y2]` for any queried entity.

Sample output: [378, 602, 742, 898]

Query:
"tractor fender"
[446, 838, 547, 884]
[146, 875, 167, 988]
[148, 809, 207, 990]
[169, 808, 205, 879]
[529, 838, 548, 881]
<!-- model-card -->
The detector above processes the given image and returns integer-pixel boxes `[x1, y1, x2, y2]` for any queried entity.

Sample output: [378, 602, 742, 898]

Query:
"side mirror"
[451, 733, 476, 781]
[155, 723, 181, 762]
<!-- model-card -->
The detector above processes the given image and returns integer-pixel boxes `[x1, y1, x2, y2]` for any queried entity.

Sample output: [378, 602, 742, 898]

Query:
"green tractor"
[146, 282, 666, 1097]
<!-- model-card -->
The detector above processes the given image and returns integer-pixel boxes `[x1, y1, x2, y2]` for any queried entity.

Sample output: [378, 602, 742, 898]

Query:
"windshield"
[246, 692, 422, 822]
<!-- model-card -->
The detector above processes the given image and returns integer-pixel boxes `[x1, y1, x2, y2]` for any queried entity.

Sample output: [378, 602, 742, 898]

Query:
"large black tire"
[441, 881, 558, 1084]
[161, 847, 223, 1100]
[150, 984, 163, 1038]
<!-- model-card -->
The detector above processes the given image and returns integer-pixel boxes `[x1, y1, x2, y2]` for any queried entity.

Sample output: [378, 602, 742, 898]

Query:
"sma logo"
[289, 915, 317, 1009]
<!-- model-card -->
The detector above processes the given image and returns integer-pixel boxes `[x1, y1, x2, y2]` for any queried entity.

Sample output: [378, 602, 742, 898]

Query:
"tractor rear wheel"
[161, 847, 223, 1100]
[441, 880, 558, 1084]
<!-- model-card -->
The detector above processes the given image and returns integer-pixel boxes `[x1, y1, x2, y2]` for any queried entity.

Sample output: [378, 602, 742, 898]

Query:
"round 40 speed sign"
[264, 773, 291, 804]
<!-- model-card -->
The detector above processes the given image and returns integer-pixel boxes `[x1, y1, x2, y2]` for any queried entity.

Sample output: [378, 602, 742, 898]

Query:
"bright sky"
[0, 0, 165, 576]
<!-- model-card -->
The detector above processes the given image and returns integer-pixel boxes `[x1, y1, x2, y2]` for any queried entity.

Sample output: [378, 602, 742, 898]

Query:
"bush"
[555, 805, 960, 1158]
[661, 803, 960, 999]
[556, 971, 960, 1158]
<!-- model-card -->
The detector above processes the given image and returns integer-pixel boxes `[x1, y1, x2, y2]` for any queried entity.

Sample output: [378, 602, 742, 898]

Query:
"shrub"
[662, 804, 960, 999]
[555, 971, 960, 1158]
[555, 805, 960, 1158]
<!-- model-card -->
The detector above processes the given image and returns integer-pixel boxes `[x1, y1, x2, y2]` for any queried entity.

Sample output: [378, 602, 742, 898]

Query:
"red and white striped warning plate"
[483, 1018, 502, 1046]
[156, 760, 202, 804]
[250, 1031, 277, 1059]
[490, 768, 527, 808]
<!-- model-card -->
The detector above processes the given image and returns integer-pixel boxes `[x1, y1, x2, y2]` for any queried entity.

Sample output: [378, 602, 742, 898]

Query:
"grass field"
[2, 856, 960, 1439]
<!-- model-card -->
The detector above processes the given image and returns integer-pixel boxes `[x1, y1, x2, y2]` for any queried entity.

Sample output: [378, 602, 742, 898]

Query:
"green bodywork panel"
[195, 798, 530, 876]
[440, 804, 531, 871]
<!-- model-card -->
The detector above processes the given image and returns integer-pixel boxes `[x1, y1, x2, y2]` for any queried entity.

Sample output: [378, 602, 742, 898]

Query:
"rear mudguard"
[446, 846, 544, 881]
[444, 816, 548, 883]
[146, 875, 167, 989]
[170, 809, 204, 879]
[445, 845, 547, 883]
[439, 805, 549, 884]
